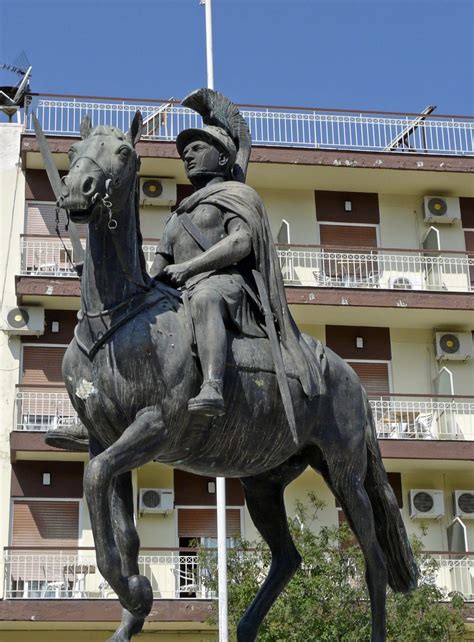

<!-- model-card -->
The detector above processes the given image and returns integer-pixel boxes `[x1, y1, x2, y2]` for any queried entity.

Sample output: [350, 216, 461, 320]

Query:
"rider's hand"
[163, 262, 192, 286]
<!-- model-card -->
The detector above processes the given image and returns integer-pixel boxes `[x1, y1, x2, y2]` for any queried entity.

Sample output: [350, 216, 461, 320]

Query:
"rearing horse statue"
[56, 102, 417, 642]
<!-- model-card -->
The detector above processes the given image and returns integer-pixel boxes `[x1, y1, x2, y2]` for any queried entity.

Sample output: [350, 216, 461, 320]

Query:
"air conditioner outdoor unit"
[139, 488, 174, 514]
[453, 491, 474, 519]
[409, 489, 445, 519]
[423, 196, 461, 224]
[139, 178, 177, 207]
[389, 274, 424, 290]
[435, 332, 473, 361]
[1, 306, 45, 336]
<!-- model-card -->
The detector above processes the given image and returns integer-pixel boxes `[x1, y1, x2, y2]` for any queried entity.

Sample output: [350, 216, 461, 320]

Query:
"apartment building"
[0, 95, 473, 641]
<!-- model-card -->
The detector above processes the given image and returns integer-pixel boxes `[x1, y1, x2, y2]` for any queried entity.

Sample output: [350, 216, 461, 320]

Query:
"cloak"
[175, 181, 324, 399]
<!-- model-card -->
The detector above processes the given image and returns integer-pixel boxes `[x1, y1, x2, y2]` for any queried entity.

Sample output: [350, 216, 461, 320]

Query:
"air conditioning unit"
[423, 196, 461, 224]
[409, 489, 445, 519]
[139, 488, 174, 514]
[389, 274, 424, 290]
[1, 306, 45, 336]
[453, 491, 474, 519]
[435, 332, 473, 361]
[139, 178, 177, 206]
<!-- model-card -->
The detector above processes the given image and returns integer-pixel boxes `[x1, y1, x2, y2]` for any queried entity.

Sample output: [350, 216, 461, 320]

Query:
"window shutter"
[22, 346, 66, 385]
[178, 509, 241, 538]
[349, 362, 390, 396]
[26, 202, 86, 237]
[12, 500, 79, 547]
[320, 224, 378, 249]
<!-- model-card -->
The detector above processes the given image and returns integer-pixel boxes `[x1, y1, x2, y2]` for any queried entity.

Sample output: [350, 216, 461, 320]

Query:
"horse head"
[61, 111, 143, 226]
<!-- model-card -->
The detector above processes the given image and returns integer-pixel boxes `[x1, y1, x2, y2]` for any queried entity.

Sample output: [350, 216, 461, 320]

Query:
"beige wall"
[137, 463, 177, 548]
[400, 469, 474, 551]
[0, 124, 27, 598]
[258, 188, 318, 245]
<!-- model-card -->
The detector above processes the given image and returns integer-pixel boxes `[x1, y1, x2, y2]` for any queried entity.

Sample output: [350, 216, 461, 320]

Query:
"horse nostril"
[82, 176, 96, 195]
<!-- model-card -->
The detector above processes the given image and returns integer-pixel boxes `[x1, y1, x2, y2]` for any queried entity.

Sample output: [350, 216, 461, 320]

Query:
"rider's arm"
[150, 252, 171, 278]
[164, 217, 251, 285]
[150, 221, 174, 278]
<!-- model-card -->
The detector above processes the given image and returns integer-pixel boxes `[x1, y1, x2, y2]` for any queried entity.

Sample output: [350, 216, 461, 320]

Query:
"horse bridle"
[57, 151, 151, 293]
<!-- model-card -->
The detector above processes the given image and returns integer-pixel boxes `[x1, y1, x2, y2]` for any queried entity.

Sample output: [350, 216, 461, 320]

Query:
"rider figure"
[150, 125, 264, 416]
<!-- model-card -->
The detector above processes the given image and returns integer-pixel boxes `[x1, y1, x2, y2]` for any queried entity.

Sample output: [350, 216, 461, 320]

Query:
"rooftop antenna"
[0, 52, 32, 122]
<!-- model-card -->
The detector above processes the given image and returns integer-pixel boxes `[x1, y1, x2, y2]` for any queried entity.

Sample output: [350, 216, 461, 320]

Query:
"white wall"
[0, 124, 26, 598]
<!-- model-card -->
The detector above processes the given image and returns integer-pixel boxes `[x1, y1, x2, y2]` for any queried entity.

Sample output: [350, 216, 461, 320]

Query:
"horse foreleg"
[107, 473, 145, 642]
[83, 410, 164, 620]
[237, 458, 306, 642]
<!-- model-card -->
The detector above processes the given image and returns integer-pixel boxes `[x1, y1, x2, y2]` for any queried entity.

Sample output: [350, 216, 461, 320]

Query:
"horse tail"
[364, 400, 418, 593]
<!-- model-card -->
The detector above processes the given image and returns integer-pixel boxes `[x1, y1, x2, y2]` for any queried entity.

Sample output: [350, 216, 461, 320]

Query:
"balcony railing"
[15, 388, 80, 432]
[431, 554, 474, 601]
[24, 94, 474, 156]
[371, 395, 474, 441]
[4, 549, 473, 601]
[3, 548, 213, 600]
[278, 246, 474, 292]
[20, 238, 474, 293]
[14, 388, 474, 442]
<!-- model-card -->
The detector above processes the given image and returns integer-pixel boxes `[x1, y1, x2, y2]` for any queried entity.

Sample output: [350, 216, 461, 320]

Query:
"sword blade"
[252, 270, 298, 445]
[32, 114, 85, 264]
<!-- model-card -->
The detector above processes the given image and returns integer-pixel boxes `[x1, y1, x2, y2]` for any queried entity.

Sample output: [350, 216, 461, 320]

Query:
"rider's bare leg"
[188, 290, 226, 416]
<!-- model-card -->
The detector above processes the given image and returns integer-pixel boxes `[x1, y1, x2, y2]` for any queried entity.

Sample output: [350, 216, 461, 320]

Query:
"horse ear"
[127, 111, 143, 147]
[80, 114, 92, 139]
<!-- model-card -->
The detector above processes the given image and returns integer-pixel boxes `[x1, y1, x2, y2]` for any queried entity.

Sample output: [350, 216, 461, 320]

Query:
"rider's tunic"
[157, 201, 265, 337]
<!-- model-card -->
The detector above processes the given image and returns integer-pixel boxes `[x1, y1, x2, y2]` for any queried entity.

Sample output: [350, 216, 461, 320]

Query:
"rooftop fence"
[24, 94, 474, 156]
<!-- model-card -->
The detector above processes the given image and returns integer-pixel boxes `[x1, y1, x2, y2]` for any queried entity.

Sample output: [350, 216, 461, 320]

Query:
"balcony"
[279, 246, 474, 293]
[372, 395, 474, 441]
[15, 387, 79, 433]
[24, 94, 474, 156]
[3, 549, 473, 601]
[14, 388, 474, 442]
[3, 548, 213, 600]
[19, 238, 474, 294]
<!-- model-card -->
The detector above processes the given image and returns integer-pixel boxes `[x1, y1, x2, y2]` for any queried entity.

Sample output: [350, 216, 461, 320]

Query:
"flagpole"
[201, 1, 229, 641]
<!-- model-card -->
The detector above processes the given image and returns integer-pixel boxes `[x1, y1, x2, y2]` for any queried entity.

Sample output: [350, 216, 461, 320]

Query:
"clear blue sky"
[1, 0, 473, 115]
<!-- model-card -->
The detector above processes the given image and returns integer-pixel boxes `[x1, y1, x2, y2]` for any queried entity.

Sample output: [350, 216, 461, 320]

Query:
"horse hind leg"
[237, 454, 307, 642]
[107, 473, 145, 642]
[308, 446, 388, 642]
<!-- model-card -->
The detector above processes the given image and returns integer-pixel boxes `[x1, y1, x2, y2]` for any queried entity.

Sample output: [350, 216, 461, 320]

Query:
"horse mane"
[133, 180, 151, 284]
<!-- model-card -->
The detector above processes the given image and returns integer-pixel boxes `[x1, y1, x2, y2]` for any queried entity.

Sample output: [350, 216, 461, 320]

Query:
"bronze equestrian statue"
[41, 90, 417, 642]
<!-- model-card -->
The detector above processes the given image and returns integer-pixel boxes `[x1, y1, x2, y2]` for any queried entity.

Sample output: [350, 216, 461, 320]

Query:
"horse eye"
[68, 148, 76, 159]
[118, 146, 131, 156]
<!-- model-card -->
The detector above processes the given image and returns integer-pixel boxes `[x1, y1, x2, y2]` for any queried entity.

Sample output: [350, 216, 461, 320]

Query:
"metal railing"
[431, 554, 474, 600]
[4, 549, 473, 600]
[20, 238, 474, 293]
[278, 246, 474, 292]
[15, 389, 80, 432]
[371, 395, 474, 441]
[14, 388, 474, 442]
[24, 94, 474, 156]
[3, 549, 213, 600]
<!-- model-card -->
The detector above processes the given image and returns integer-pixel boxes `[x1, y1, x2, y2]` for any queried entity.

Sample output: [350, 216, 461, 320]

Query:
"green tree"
[198, 495, 465, 642]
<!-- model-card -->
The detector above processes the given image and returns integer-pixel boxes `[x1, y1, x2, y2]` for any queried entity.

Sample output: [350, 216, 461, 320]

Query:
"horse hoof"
[123, 575, 153, 618]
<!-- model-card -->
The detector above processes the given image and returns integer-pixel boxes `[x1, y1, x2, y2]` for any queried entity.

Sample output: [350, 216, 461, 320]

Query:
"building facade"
[0, 96, 473, 640]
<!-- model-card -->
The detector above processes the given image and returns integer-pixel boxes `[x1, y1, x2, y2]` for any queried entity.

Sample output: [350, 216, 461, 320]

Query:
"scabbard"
[252, 270, 298, 445]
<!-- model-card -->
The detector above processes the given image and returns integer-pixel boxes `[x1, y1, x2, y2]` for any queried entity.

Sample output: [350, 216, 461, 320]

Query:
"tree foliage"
[198, 494, 465, 642]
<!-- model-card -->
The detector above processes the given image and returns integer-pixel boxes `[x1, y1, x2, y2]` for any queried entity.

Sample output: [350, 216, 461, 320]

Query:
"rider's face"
[182, 140, 227, 179]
